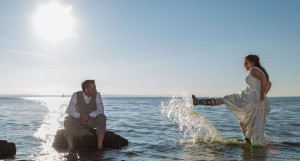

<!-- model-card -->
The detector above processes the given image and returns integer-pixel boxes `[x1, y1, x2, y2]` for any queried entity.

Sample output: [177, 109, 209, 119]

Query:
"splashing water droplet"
[161, 94, 229, 144]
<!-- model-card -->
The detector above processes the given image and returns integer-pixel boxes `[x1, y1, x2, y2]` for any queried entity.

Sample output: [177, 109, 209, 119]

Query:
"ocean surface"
[0, 95, 300, 161]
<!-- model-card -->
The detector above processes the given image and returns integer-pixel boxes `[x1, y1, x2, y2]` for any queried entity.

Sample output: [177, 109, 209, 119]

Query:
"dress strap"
[250, 67, 265, 76]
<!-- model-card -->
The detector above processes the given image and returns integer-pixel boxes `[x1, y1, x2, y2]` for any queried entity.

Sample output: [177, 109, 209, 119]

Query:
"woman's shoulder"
[249, 67, 265, 75]
[249, 67, 267, 81]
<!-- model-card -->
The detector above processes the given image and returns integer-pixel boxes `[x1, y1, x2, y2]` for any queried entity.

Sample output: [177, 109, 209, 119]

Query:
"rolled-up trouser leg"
[64, 116, 78, 136]
[64, 116, 88, 136]
[87, 114, 107, 134]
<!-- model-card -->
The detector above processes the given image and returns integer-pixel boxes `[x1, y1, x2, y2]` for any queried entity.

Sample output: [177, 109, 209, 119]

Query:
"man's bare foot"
[98, 145, 104, 151]
[66, 149, 77, 160]
[68, 148, 74, 152]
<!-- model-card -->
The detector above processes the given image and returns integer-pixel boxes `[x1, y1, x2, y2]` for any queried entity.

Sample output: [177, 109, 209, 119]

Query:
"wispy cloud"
[0, 37, 60, 62]
[0, 37, 28, 48]
[3, 49, 60, 62]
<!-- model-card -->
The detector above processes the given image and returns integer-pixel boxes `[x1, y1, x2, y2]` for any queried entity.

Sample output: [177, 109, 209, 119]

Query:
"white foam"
[161, 93, 226, 144]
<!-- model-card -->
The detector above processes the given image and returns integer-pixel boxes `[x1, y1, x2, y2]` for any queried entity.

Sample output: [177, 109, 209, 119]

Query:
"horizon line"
[0, 94, 299, 98]
[0, 94, 172, 97]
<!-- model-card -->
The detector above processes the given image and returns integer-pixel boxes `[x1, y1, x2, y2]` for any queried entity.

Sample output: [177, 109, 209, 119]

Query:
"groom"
[64, 80, 106, 151]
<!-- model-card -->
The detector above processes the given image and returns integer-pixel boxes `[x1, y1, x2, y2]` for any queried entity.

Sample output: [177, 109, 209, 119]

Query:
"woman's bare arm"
[266, 81, 272, 94]
[250, 68, 268, 101]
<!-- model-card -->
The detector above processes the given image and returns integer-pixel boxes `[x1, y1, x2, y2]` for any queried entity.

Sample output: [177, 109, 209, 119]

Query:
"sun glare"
[33, 2, 75, 44]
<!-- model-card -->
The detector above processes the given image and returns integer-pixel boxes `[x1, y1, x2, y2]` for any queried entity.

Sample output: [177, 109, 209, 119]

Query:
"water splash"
[161, 93, 227, 144]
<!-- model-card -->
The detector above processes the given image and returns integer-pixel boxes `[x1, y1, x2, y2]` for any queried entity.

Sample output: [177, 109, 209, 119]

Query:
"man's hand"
[80, 113, 90, 125]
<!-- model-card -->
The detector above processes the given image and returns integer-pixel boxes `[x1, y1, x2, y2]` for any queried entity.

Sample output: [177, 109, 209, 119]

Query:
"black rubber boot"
[192, 95, 216, 106]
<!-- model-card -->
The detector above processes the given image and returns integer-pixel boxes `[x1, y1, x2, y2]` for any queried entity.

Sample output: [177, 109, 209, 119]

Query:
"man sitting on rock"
[64, 79, 106, 151]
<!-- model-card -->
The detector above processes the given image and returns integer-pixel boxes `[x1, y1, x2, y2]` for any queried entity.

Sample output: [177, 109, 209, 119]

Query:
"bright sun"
[33, 2, 75, 44]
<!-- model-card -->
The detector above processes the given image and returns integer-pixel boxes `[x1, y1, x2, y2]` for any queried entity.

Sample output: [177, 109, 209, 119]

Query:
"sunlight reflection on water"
[23, 97, 69, 160]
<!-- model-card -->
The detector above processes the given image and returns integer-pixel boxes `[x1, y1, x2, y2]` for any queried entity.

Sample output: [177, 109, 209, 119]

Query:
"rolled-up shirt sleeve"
[66, 93, 81, 118]
[89, 92, 104, 118]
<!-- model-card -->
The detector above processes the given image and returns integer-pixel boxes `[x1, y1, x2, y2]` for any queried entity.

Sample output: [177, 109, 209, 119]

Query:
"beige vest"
[75, 91, 96, 113]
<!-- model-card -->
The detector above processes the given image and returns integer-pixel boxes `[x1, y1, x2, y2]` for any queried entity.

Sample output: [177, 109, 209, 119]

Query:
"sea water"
[0, 95, 299, 160]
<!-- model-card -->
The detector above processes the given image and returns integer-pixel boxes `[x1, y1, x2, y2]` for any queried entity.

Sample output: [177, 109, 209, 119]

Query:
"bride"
[192, 54, 272, 146]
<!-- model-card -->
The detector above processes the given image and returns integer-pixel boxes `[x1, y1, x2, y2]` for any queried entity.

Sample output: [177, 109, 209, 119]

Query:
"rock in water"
[0, 140, 16, 158]
[52, 129, 128, 150]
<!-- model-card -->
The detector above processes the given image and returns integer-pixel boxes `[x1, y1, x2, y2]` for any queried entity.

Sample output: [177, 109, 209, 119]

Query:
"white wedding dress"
[223, 67, 271, 146]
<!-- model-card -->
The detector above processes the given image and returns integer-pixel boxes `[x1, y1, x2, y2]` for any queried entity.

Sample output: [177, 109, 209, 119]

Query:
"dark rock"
[52, 129, 128, 150]
[0, 140, 16, 158]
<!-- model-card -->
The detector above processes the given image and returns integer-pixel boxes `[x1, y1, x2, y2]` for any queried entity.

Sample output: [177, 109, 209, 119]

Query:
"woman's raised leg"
[240, 122, 247, 136]
[215, 98, 224, 105]
[192, 95, 224, 106]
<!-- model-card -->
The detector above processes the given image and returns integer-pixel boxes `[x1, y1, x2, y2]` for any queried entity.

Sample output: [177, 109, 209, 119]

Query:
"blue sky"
[0, 0, 299, 96]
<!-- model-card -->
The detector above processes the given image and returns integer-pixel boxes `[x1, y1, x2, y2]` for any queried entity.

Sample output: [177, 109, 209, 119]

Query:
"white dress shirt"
[66, 92, 104, 118]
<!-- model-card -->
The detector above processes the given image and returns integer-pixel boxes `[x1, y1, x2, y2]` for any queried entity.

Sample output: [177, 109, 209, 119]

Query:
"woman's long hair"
[245, 54, 270, 81]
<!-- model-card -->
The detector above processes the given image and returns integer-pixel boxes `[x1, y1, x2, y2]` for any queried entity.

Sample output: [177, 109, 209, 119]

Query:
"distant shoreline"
[0, 94, 299, 98]
[0, 94, 173, 98]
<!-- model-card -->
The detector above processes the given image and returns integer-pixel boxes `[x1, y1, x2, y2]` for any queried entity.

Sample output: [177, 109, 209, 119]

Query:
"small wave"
[161, 93, 233, 144]
[281, 142, 300, 147]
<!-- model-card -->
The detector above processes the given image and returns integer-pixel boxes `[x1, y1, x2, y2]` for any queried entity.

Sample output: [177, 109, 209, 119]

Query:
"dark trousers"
[64, 114, 106, 136]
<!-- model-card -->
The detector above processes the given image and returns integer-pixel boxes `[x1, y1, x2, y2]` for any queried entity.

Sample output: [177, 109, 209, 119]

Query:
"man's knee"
[64, 116, 77, 136]
[64, 116, 74, 127]
[96, 114, 107, 122]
